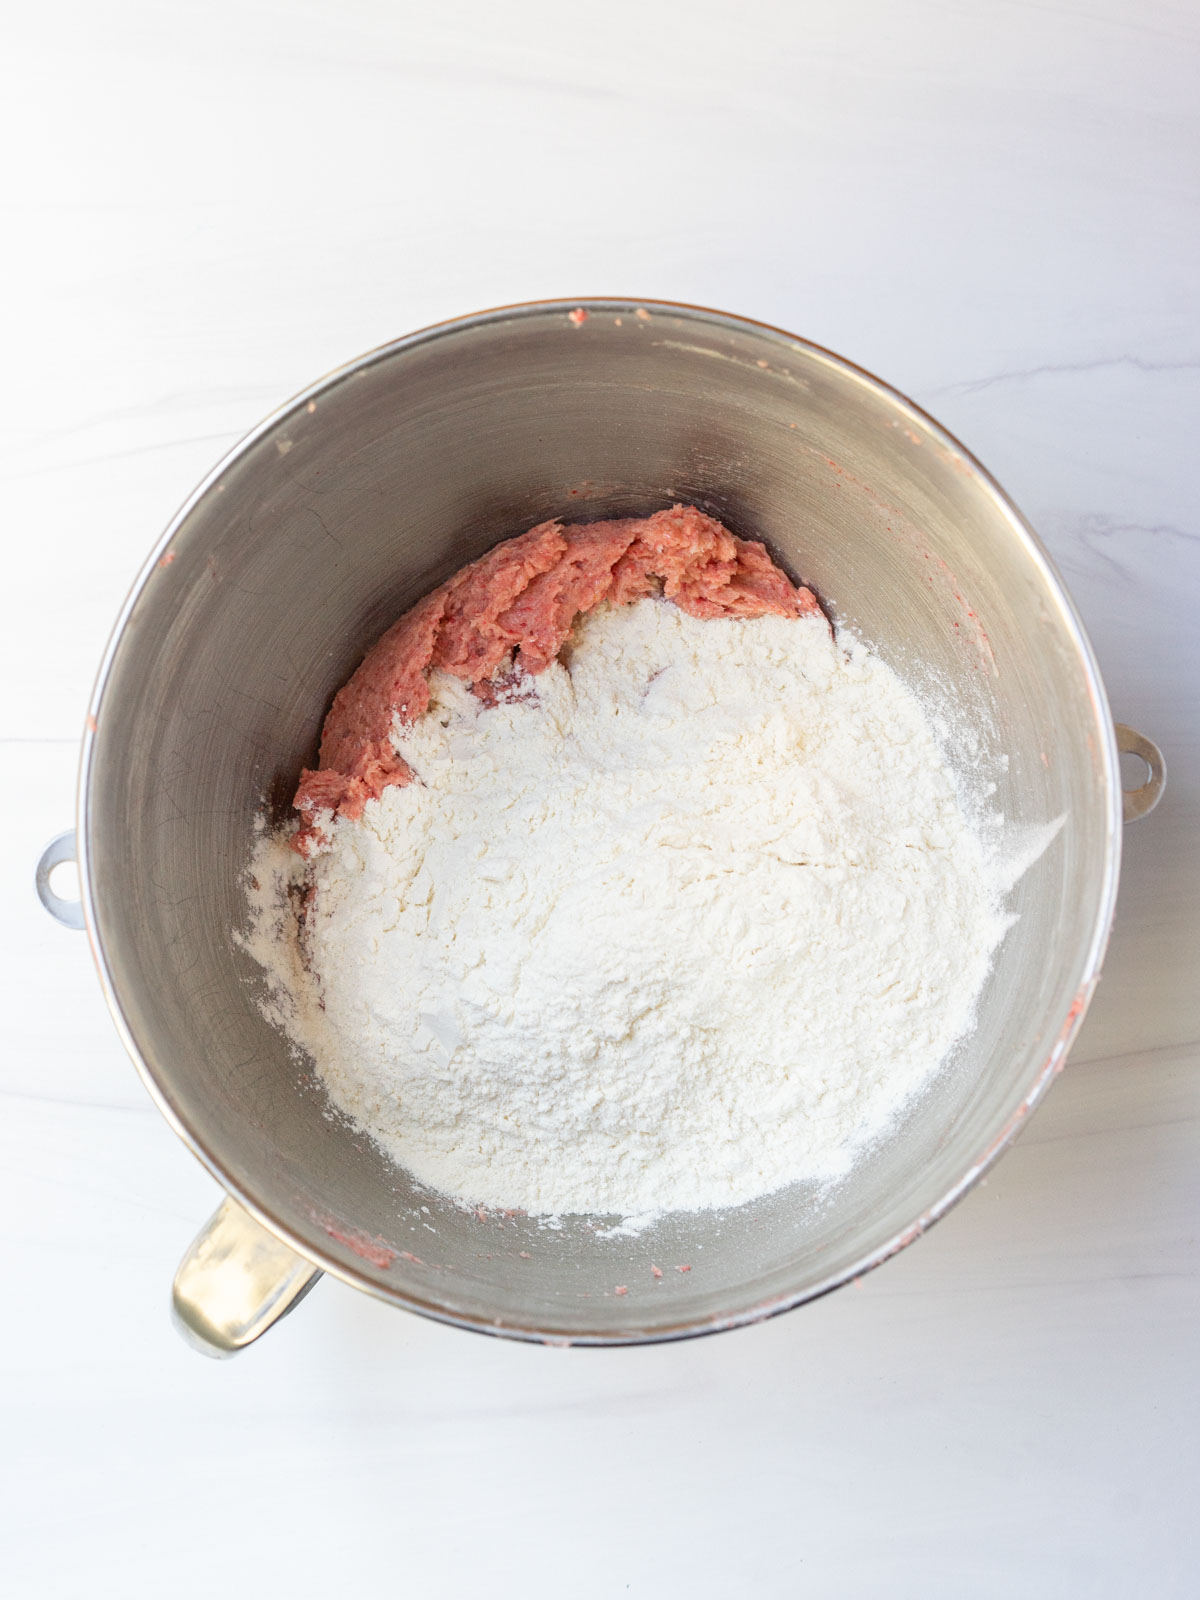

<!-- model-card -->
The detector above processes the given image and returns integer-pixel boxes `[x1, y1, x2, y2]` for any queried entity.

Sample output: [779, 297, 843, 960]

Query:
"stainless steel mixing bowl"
[39, 299, 1165, 1354]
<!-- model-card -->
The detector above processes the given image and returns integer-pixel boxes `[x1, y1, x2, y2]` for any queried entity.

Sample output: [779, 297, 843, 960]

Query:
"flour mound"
[245, 599, 1010, 1217]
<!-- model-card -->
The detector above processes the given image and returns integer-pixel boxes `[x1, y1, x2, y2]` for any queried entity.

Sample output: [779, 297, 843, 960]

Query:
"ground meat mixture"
[291, 505, 819, 853]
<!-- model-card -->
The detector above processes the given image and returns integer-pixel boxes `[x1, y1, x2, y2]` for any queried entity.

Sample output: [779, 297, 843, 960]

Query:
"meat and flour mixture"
[243, 506, 1012, 1219]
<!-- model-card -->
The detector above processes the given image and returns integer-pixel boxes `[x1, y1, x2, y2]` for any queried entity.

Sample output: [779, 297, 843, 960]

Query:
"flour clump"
[245, 595, 1010, 1218]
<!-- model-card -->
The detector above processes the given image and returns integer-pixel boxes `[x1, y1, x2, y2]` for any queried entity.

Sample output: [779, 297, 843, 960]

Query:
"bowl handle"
[1114, 725, 1166, 822]
[172, 1196, 322, 1357]
[35, 831, 85, 929]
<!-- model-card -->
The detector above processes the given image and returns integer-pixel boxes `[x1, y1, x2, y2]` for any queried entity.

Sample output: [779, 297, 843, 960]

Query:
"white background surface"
[3, 1, 1198, 1594]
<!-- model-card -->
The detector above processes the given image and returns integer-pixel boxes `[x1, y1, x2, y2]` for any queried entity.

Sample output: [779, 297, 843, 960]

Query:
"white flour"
[243, 599, 1013, 1218]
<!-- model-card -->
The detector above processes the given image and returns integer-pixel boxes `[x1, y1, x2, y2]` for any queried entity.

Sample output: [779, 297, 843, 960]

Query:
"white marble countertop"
[3, 1, 1197, 1594]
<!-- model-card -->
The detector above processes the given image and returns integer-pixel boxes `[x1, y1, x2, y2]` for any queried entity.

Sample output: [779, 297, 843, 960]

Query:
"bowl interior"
[84, 302, 1116, 1340]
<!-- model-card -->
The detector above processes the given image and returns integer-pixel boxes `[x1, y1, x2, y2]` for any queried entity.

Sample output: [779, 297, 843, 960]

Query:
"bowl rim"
[75, 297, 1123, 1345]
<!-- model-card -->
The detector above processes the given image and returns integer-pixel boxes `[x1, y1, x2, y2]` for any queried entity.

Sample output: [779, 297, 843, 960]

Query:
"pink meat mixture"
[292, 505, 820, 854]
